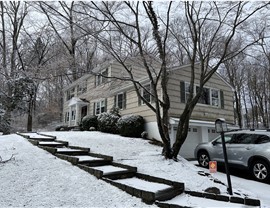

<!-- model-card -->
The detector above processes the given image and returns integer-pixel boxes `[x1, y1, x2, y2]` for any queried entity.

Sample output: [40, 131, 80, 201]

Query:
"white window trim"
[66, 87, 75, 101]
[96, 68, 109, 86]
[77, 81, 87, 95]
[65, 112, 70, 122]
[95, 100, 106, 115]
[116, 92, 125, 110]
[141, 83, 152, 105]
[71, 107, 76, 121]
[185, 82, 220, 107]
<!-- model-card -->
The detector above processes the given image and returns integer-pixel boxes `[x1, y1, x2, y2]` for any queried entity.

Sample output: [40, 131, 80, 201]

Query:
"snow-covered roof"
[68, 97, 89, 106]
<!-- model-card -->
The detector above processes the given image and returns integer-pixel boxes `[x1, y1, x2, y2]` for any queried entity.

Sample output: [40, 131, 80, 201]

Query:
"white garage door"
[179, 126, 201, 159]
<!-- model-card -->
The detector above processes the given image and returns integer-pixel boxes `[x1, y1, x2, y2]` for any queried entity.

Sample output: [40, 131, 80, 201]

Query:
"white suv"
[194, 130, 270, 182]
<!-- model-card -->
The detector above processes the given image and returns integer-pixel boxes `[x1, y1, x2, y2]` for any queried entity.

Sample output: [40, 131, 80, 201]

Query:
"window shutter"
[138, 88, 142, 106]
[180, 81, 186, 103]
[123, 92, 126, 109]
[93, 102, 96, 115]
[151, 84, 155, 103]
[114, 95, 117, 108]
[220, 90, 224, 109]
[105, 98, 107, 112]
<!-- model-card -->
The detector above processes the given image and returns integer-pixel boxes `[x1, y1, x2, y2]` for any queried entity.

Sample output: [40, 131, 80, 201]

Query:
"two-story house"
[62, 59, 234, 158]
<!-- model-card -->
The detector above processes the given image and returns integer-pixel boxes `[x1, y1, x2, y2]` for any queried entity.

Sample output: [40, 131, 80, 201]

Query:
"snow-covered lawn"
[0, 131, 269, 207]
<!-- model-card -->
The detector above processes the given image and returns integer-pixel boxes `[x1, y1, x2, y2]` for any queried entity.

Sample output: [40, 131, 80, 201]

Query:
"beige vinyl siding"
[168, 65, 234, 123]
[63, 61, 234, 126]
[120, 88, 157, 122]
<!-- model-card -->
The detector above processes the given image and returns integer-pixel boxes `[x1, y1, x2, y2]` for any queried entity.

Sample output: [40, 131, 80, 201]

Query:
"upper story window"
[77, 81, 87, 95]
[196, 86, 211, 105]
[94, 99, 107, 115]
[95, 68, 108, 86]
[66, 87, 75, 101]
[115, 92, 126, 110]
[139, 83, 154, 105]
[180, 81, 223, 108]
[196, 86, 220, 107]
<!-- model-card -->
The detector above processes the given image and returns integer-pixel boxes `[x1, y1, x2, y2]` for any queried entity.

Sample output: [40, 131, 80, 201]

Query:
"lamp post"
[215, 118, 233, 195]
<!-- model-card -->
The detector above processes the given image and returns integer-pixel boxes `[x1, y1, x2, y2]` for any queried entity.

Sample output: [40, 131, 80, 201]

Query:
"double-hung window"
[95, 69, 108, 86]
[181, 81, 222, 108]
[140, 84, 152, 105]
[211, 89, 220, 107]
[65, 112, 70, 122]
[95, 100, 106, 115]
[77, 81, 87, 95]
[115, 92, 126, 110]
[66, 87, 75, 101]
[71, 106, 76, 121]
[196, 86, 210, 105]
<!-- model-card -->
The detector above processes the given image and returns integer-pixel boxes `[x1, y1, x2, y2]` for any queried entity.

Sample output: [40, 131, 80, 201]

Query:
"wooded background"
[1, 1, 270, 136]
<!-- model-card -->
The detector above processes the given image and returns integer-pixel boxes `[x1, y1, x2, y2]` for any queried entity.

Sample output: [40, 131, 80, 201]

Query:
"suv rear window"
[253, 134, 270, 144]
[230, 134, 253, 144]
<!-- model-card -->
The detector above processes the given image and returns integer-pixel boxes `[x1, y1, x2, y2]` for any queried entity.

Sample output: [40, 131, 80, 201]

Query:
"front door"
[81, 106, 88, 120]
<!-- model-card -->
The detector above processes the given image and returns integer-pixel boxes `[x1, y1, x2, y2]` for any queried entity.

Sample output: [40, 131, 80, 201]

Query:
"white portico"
[67, 97, 89, 126]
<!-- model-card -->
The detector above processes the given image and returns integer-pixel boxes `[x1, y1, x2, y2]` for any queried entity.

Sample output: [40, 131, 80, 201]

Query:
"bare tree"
[0, 2, 28, 134]
[222, 47, 246, 128]
[168, 2, 269, 158]
[75, 1, 270, 159]
[81, 1, 173, 158]
[36, 1, 97, 81]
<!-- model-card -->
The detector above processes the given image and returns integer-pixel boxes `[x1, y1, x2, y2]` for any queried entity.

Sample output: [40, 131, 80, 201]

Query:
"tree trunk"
[172, 98, 197, 159]
[234, 91, 242, 128]
[27, 99, 33, 132]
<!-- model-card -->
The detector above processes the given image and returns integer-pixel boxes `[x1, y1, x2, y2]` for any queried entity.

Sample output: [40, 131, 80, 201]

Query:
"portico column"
[75, 103, 80, 125]
[69, 107, 72, 126]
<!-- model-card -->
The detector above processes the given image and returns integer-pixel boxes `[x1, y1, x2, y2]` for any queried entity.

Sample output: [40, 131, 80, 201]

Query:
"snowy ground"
[0, 131, 269, 207]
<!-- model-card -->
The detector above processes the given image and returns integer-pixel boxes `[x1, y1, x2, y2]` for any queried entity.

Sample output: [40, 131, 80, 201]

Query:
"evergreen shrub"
[55, 125, 69, 131]
[97, 112, 120, 134]
[117, 114, 144, 137]
[82, 115, 98, 131]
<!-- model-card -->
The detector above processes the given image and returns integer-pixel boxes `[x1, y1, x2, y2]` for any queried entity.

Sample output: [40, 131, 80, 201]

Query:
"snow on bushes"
[117, 115, 144, 137]
[98, 112, 120, 134]
[82, 115, 98, 131]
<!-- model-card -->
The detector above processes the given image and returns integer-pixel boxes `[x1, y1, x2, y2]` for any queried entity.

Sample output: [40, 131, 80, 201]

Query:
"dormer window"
[95, 68, 108, 86]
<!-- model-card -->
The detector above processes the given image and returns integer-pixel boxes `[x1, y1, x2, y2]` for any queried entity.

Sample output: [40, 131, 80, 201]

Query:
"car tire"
[197, 151, 210, 168]
[251, 160, 270, 182]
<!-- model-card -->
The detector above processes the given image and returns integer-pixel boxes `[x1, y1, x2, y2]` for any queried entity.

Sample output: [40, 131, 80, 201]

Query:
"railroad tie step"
[38, 141, 68, 148]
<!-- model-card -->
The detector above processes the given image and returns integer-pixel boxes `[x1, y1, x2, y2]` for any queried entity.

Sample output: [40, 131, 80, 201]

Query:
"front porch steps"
[17, 132, 260, 207]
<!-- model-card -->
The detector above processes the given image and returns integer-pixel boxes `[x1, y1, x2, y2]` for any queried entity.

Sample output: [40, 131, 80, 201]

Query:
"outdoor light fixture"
[215, 118, 233, 195]
[215, 118, 228, 133]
